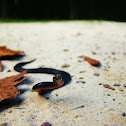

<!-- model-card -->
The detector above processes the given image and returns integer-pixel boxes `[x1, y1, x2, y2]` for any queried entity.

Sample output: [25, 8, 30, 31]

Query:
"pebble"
[78, 59, 84, 62]
[122, 112, 126, 116]
[98, 83, 102, 85]
[55, 94, 58, 96]
[111, 51, 115, 55]
[45, 97, 49, 99]
[31, 115, 37, 119]
[7, 70, 11, 72]
[78, 55, 83, 58]
[94, 73, 100, 76]
[113, 84, 121, 86]
[107, 94, 110, 96]
[63, 49, 69, 52]
[119, 88, 124, 92]
[61, 63, 70, 68]
[79, 71, 86, 73]
[8, 110, 12, 113]
[76, 81, 86, 84]
[92, 51, 96, 55]
[75, 115, 79, 118]
[76, 32, 81, 36]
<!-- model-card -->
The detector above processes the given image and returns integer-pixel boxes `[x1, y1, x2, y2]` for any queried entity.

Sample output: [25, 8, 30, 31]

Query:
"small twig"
[14, 108, 26, 109]
[70, 105, 84, 111]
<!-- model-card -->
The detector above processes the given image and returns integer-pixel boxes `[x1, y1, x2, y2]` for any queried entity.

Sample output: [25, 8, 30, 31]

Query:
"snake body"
[14, 60, 71, 93]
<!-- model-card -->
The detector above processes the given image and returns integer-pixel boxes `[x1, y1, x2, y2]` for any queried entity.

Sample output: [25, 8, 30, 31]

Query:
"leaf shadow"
[1, 54, 25, 61]
[0, 77, 33, 112]
[0, 96, 24, 112]
[16, 76, 33, 86]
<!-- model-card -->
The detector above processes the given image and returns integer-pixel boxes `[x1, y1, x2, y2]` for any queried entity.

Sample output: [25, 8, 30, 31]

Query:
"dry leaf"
[0, 46, 24, 72]
[0, 46, 24, 57]
[0, 70, 27, 102]
[103, 84, 115, 90]
[84, 56, 100, 66]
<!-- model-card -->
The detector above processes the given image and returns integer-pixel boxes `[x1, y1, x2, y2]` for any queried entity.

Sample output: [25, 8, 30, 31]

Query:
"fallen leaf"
[0, 70, 27, 102]
[0, 46, 24, 72]
[84, 56, 100, 66]
[0, 46, 24, 57]
[103, 84, 115, 90]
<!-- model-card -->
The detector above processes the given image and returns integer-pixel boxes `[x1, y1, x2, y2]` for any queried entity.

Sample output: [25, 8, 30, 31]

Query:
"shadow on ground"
[0, 77, 33, 112]
[0, 96, 24, 112]
[1, 54, 25, 61]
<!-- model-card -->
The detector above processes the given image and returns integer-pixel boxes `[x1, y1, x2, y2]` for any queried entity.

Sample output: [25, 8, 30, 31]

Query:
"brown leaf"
[84, 56, 100, 66]
[0, 46, 24, 57]
[0, 70, 27, 102]
[103, 84, 115, 90]
[0, 46, 24, 72]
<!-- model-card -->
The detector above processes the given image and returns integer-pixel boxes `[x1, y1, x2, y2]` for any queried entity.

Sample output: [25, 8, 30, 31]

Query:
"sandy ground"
[0, 21, 126, 126]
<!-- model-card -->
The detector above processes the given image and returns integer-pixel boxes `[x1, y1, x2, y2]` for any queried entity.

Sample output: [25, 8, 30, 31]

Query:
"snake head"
[53, 74, 63, 84]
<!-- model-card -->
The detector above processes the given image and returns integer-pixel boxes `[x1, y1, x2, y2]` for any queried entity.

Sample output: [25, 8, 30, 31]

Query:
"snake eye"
[56, 74, 62, 79]
[53, 74, 62, 82]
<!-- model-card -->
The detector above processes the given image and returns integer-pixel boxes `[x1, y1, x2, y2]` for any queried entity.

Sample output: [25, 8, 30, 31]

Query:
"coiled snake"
[14, 60, 71, 93]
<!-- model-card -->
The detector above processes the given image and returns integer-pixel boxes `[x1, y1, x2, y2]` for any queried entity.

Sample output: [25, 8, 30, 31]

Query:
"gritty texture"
[0, 21, 126, 126]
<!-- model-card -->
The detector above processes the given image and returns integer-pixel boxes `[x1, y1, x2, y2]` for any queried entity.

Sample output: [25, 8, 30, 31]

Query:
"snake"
[14, 59, 71, 93]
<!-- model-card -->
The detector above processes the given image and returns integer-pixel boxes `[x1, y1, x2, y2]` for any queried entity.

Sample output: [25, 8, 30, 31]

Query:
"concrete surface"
[0, 21, 126, 126]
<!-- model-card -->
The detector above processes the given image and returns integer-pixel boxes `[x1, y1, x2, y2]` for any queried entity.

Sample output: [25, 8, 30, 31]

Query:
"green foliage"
[0, 19, 117, 23]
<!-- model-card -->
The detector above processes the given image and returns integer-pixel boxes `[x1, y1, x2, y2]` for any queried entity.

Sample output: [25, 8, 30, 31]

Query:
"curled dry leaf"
[84, 56, 100, 66]
[103, 84, 115, 90]
[0, 70, 27, 102]
[0, 46, 24, 72]
[0, 46, 24, 57]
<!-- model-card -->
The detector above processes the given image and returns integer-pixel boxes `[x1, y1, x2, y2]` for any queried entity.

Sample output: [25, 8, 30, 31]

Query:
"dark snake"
[14, 59, 71, 93]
